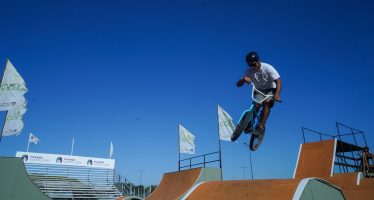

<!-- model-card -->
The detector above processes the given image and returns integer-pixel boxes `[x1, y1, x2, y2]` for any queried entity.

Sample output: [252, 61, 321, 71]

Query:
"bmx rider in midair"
[236, 51, 282, 137]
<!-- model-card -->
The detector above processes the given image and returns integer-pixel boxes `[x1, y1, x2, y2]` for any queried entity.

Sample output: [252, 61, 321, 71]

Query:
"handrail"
[179, 151, 220, 171]
[179, 151, 219, 162]
[301, 127, 335, 143]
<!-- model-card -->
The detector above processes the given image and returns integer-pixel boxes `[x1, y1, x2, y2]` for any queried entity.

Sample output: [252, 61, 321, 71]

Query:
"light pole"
[138, 170, 144, 198]
[241, 166, 248, 180]
[244, 143, 254, 180]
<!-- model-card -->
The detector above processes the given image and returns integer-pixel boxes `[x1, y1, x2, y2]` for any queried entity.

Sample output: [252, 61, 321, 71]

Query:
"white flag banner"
[0, 59, 28, 111]
[29, 133, 39, 144]
[109, 142, 114, 158]
[1, 103, 27, 136]
[218, 105, 235, 141]
[179, 124, 195, 154]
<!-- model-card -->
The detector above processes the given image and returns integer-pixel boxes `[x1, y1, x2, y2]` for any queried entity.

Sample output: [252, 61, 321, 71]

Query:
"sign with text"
[16, 151, 115, 169]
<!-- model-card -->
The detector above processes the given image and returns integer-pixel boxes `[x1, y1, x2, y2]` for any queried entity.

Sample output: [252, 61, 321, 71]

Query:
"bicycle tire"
[231, 112, 252, 142]
[250, 131, 265, 151]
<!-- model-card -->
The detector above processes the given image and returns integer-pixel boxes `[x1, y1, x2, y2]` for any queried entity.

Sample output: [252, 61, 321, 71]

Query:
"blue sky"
[0, 0, 373, 185]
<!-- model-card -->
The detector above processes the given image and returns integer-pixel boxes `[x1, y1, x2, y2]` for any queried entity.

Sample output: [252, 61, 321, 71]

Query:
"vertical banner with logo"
[179, 124, 196, 154]
[218, 105, 235, 141]
[0, 59, 28, 140]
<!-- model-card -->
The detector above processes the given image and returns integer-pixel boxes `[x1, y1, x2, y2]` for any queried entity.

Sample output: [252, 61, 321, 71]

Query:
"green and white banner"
[0, 59, 28, 137]
[218, 105, 235, 141]
[179, 124, 196, 154]
[2, 103, 27, 136]
[0, 59, 27, 111]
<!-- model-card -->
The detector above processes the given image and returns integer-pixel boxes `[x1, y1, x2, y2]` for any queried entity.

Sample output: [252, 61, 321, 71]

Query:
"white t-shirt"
[244, 62, 280, 90]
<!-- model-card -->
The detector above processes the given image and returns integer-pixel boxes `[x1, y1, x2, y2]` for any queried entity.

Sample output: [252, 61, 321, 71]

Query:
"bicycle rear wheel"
[249, 130, 265, 151]
[231, 111, 252, 142]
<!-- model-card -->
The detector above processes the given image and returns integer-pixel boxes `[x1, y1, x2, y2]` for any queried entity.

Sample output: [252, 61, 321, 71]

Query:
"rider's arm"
[274, 78, 282, 100]
[236, 77, 251, 87]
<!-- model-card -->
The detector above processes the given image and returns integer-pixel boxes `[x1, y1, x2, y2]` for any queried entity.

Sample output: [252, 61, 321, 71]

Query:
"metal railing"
[301, 127, 336, 143]
[114, 172, 133, 196]
[179, 151, 220, 171]
[335, 122, 367, 148]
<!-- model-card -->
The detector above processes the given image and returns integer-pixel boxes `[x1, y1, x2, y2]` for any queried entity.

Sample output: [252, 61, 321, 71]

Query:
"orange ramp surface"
[294, 139, 336, 179]
[146, 167, 221, 200]
[184, 179, 298, 200]
[183, 178, 344, 200]
[325, 173, 374, 200]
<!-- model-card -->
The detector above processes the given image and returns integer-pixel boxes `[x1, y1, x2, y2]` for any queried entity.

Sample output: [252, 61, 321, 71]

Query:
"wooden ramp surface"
[326, 173, 374, 200]
[185, 179, 299, 200]
[294, 139, 336, 179]
[146, 168, 203, 200]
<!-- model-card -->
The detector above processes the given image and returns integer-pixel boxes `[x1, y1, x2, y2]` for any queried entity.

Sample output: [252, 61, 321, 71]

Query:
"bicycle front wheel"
[231, 112, 252, 142]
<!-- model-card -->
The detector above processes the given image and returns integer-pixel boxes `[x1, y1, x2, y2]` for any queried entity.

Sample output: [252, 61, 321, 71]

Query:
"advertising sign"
[16, 151, 115, 169]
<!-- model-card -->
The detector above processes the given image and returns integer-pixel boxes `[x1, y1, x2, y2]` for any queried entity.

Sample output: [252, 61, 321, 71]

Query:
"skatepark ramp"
[0, 157, 50, 200]
[182, 178, 345, 200]
[148, 139, 374, 199]
[293, 139, 374, 199]
[146, 167, 221, 200]
[294, 139, 336, 179]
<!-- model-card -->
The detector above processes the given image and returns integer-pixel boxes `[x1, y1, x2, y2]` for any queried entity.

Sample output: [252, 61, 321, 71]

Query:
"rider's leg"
[244, 103, 260, 133]
[258, 102, 271, 130]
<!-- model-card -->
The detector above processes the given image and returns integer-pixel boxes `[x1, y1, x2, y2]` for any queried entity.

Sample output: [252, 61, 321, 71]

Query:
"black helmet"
[245, 51, 260, 63]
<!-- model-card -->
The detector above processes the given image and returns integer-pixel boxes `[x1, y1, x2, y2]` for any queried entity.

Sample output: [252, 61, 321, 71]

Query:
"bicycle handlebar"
[250, 83, 281, 104]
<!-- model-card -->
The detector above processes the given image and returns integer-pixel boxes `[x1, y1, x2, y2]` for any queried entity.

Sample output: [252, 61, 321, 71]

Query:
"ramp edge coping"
[357, 172, 363, 186]
[176, 168, 205, 200]
[331, 139, 337, 177]
[180, 181, 206, 200]
[293, 143, 303, 179]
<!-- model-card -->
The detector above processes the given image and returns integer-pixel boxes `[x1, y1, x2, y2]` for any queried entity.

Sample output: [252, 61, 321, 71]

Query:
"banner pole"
[27, 133, 30, 152]
[70, 137, 74, 155]
[178, 124, 181, 171]
[0, 111, 8, 143]
[0, 59, 9, 143]
[217, 105, 223, 181]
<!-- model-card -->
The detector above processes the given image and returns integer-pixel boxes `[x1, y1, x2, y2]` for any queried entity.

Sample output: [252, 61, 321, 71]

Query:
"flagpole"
[217, 105, 223, 181]
[26, 133, 30, 152]
[109, 141, 113, 158]
[178, 123, 181, 171]
[70, 137, 74, 155]
[0, 59, 9, 143]
[0, 111, 7, 143]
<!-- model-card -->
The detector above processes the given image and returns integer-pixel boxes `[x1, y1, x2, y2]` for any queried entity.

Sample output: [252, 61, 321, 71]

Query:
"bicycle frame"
[236, 104, 256, 124]
[237, 83, 273, 124]
[231, 82, 278, 149]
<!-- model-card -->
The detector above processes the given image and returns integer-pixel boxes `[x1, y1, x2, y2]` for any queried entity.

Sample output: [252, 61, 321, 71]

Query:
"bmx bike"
[231, 83, 279, 151]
